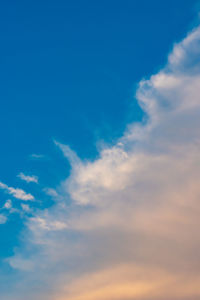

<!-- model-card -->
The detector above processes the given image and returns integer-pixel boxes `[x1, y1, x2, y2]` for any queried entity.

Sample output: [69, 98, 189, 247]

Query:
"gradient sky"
[1, 1, 200, 299]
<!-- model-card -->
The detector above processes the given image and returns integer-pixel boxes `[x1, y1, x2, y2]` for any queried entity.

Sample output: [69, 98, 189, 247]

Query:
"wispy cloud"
[43, 187, 61, 199]
[17, 173, 38, 184]
[55, 141, 81, 168]
[1, 199, 19, 215]
[0, 214, 7, 224]
[4, 26, 200, 300]
[29, 154, 45, 159]
[21, 204, 31, 213]
[0, 182, 34, 201]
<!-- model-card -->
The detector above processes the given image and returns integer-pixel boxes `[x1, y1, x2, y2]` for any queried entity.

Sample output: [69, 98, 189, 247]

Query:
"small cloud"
[54, 141, 81, 167]
[3, 199, 12, 209]
[0, 182, 7, 189]
[17, 172, 38, 184]
[21, 204, 31, 213]
[29, 154, 45, 160]
[43, 188, 59, 198]
[0, 181, 34, 201]
[0, 214, 7, 224]
[2, 199, 23, 215]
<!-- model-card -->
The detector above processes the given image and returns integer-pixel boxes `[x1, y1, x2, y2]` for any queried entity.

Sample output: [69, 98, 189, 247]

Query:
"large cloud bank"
[6, 25, 200, 300]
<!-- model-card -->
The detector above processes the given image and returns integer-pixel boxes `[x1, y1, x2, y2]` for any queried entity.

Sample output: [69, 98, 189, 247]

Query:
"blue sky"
[1, 1, 200, 299]
[0, 0, 197, 166]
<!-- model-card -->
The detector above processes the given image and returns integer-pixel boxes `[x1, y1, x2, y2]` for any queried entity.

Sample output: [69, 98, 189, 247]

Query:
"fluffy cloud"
[17, 173, 38, 184]
[0, 182, 34, 201]
[4, 26, 200, 300]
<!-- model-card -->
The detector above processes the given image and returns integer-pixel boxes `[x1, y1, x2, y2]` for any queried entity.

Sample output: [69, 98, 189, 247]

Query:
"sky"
[1, 0, 200, 299]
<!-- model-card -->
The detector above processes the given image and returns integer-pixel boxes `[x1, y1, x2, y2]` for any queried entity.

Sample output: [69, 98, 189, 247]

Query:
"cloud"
[7, 256, 34, 271]
[4, 25, 200, 300]
[29, 154, 45, 159]
[21, 204, 31, 213]
[17, 173, 38, 184]
[43, 187, 61, 199]
[0, 182, 34, 201]
[0, 214, 7, 224]
[3, 199, 12, 210]
[56, 265, 200, 300]
[55, 141, 82, 168]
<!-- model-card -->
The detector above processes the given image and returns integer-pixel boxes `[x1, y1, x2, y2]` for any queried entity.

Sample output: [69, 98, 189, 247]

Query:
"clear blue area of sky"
[0, 0, 198, 264]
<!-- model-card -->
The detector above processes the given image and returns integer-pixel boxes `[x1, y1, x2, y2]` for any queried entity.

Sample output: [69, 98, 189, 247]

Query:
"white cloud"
[17, 173, 38, 184]
[55, 141, 81, 168]
[3, 199, 12, 209]
[0, 182, 34, 201]
[4, 25, 200, 300]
